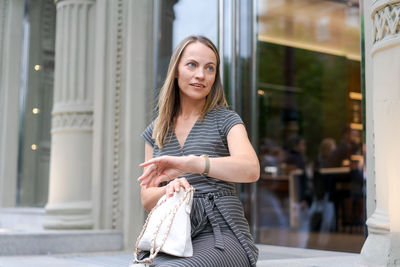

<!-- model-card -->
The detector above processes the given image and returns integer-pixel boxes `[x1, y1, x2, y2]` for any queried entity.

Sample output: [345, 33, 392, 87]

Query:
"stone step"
[0, 208, 123, 256]
[0, 230, 123, 256]
[0, 208, 46, 232]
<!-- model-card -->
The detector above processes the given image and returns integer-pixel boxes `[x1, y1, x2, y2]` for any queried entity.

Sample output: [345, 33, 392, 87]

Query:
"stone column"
[90, 0, 154, 248]
[361, 1, 400, 265]
[44, 0, 95, 229]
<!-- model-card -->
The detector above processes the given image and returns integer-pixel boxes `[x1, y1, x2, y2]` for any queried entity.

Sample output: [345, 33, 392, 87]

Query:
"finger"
[137, 164, 157, 181]
[139, 158, 159, 167]
[166, 184, 174, 198]
[150, 168, 169, 187]
[180, 178, 191, 191]
[139, 156, 166, 167]
[153, 174, 169, 187]
[174, 181, 180, 193]
[138, 174, 153, 188]
[141, 164, 161, 187]
[139, 161, 153, 168]
[140, 172, 158, 188]
[147, 174, 159, 188]
[140, 181, 149, 189]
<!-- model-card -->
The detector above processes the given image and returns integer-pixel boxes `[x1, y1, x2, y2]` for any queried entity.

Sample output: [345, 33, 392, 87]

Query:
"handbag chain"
[134, 187, 194, 264]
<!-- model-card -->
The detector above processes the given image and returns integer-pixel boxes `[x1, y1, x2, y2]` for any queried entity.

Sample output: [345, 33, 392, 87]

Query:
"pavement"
[0, 208, 367, 266]
[0, 245, 366, 267]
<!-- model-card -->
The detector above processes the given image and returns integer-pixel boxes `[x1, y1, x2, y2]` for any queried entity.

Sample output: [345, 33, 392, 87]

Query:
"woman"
[137, 35, 259, 267]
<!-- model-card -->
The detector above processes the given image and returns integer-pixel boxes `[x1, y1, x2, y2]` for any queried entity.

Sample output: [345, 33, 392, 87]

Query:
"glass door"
[252, 0, 365, 252]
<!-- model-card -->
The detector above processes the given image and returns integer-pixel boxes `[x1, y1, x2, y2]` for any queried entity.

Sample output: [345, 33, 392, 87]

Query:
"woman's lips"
[190, 83, 205, 88]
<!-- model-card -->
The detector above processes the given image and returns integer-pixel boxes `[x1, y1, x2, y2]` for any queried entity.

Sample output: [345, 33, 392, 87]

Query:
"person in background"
[259, 138, 285, 175]
[285, 136, 311, 207]
[309, 138, 337, 232]
[315, 138, 336, 169]
[327, 125, 360, 168]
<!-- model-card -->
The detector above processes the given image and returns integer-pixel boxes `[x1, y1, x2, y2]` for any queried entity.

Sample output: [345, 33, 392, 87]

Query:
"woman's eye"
[207, 66, 214, 71]
[188, 62, 196, 67]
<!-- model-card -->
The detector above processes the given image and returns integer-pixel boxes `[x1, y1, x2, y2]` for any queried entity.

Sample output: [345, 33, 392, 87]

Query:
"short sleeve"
[220, 109, 244, 137]
[141, 122, 155, 147]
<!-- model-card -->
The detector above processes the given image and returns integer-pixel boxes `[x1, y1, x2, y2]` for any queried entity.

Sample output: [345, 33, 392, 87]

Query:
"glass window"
[17, 0, 56, 207]
[255, 0, 365, 252]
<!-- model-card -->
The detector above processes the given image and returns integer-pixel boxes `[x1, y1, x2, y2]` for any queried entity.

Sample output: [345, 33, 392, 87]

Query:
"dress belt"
[193, 190, 236, 250]
[193, 189, 236, 199]
[193, 189, 257, 266]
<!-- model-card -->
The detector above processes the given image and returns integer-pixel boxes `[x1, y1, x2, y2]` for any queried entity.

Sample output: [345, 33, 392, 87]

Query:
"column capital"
[51, 111, 93, 133]
[371, 1, 400, 54]
[372, 0, 400, 15]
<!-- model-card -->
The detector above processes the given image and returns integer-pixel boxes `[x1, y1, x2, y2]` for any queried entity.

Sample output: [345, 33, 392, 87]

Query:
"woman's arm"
[139, 124, 260, 187]
[140, 143, 166, 212]
[203, 123, 260, 182]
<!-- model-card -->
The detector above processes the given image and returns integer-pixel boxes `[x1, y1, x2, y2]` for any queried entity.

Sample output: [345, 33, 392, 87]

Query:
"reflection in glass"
[258, 0, 360, 60]
[256, 0, 364, 253]
[17, 1, 55, 207]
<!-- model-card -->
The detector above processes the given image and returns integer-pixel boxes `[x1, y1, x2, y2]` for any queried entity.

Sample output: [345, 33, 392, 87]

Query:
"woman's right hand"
[165, 177, 191, 198]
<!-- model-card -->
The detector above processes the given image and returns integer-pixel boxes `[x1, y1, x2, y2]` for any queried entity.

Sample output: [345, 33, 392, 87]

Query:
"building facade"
[1, 0, 400, 264]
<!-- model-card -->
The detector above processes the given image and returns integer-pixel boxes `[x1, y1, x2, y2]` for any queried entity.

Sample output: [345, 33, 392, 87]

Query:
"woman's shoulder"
[207, 107, 243, 136]
[208, 107, 240, 119]
[141, 121, 155, 147]
[143, 121, 155, 133]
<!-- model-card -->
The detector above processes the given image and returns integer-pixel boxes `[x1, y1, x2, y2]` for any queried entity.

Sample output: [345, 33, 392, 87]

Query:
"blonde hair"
[153, 35, 227, 148]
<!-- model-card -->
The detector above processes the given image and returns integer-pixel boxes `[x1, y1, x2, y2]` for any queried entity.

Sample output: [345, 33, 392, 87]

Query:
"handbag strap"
[134, 187, 194, 264]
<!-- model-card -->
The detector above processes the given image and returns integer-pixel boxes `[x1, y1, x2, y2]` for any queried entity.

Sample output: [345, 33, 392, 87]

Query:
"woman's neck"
[178, 98, 205, 119]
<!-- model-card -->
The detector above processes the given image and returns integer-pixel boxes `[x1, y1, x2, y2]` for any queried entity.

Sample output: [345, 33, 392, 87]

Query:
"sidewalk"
[0, 209, 365, 266]
[0, 245, 364, 267]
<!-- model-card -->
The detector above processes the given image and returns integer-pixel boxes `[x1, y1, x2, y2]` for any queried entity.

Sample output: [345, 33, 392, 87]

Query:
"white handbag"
[132, 187, 194, 265]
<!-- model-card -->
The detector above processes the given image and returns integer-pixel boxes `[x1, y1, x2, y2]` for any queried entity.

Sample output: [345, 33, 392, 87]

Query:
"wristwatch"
[200, 155, 210, 176]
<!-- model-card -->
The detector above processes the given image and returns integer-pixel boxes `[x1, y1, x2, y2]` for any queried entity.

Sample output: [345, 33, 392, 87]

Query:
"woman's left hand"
[165, 177, 192, 198]
[138, 156, 189, 188]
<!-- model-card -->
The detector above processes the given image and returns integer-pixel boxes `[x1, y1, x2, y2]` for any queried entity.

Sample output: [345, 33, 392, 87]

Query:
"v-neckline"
[173, 118, 199, 150]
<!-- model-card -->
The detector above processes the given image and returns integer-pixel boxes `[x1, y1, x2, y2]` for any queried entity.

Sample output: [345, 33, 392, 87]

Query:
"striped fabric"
[139, 108, 258, 267]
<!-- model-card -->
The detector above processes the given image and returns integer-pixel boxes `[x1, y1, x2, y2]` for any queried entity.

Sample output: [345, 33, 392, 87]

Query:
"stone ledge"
[257, 244, 356, 260]
[0, 230, 123, 256]
[0, 247, 362, 267]
[256, 244, 361, 266]
[257, 255, 362, 267]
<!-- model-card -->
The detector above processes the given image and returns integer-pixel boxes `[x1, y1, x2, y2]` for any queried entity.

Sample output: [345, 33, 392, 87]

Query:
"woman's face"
[176, 42, 217, 102]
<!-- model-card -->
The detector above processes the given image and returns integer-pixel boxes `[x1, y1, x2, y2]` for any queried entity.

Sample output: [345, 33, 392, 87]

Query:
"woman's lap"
[138, 230, 250, 267]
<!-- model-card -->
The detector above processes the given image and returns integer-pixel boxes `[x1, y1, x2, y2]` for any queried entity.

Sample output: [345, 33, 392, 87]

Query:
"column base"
[360, 209, 400, 266]
[362, 232, 400, 267]
[361, 230, 390, 266]
[43, 201, 93, 229]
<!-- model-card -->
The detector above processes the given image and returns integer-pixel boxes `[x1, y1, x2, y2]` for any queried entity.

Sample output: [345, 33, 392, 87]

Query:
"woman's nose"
[194, 68, 205, 79]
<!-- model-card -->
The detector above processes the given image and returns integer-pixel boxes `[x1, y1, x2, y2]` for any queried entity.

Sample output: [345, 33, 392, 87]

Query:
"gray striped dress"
[137, 108, 258, 267]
